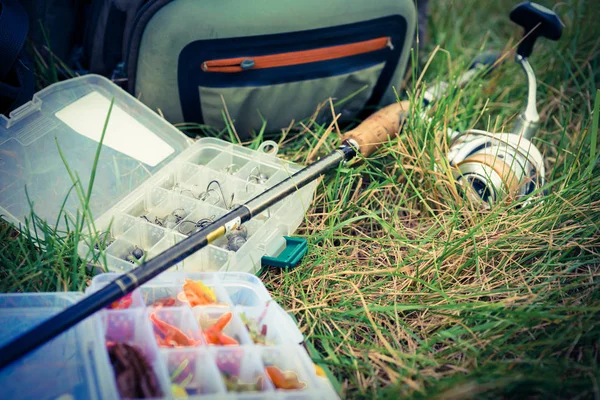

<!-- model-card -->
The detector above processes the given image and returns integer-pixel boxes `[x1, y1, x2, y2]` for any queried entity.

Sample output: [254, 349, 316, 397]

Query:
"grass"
[1, 0, 599, 398]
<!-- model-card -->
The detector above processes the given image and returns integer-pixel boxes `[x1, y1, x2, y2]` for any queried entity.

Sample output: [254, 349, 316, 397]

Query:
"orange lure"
[203, 312, 239, 345]
[150, 312, 200, 347]
[265, 366, 306, 390]
[178, 279, 218, 307]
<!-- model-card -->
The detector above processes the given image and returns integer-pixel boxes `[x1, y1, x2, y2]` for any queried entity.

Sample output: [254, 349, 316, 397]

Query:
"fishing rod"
[0, 99, 410, 369]
[0, 47, 504, 370]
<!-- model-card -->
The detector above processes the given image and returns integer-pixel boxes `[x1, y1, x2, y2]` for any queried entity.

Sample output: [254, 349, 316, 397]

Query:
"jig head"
[93, 231, 114, 250]
[125, 246, 145, 263]
[247, 167, 269, 185]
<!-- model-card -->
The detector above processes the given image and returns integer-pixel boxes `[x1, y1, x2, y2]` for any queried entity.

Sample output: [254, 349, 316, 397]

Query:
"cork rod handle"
[342, 100, 410, 157]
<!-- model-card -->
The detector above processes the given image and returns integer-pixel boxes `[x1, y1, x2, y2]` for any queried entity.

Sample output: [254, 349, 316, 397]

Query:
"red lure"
[107, 293, 133, 310]
[151, 297, 177, 308]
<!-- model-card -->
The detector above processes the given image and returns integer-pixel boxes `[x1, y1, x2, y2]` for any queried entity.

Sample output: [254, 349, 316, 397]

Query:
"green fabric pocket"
[199, 62, 386, 137]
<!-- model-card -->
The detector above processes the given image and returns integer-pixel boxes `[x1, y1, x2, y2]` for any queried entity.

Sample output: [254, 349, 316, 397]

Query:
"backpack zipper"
[201, 36, 393, 73]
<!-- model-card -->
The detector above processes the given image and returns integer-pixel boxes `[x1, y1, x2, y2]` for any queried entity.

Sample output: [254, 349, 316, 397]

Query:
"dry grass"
[256, 1, 600, 398]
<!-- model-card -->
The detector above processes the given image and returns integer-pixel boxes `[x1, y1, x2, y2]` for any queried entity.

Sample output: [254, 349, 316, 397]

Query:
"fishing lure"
[265, 366, 306, 390]
[107, 342, 163, 398]
[175, 180, 231, 208]
[226, 235, 246, 252]
[221, 373, 264, 393]
[170, 358, 195, 398]
[177, 216, 215, 236]
[222, 164, 241, 175]
[239, 312, 272, 345]
[151, 297, 178, 308]
[176, 179, 248, 251]
[202, 312, 239, 346]
[224, 222, 248, 251]
[93, 231, 114, 251]
[178, 215, 247, 251]
[141, 207, 188, 230]
[107, 293, 133, 310]
[150, 312, 200, 348]
[177, 279, 219, 307]
[188, 180, 233, 207]
[132, 247, 144, 258]
[124, 246, 145, 264]
[247, 167, 269, 185]
[171, 384, 188, 398]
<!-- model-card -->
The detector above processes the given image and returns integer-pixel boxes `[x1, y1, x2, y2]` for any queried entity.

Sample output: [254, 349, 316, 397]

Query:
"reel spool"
[447, 130, 545, 206]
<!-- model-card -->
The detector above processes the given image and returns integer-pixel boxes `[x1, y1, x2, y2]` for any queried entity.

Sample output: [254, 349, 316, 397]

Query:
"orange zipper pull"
[202, 59, 255, 72]
[201, 36, 392, 73]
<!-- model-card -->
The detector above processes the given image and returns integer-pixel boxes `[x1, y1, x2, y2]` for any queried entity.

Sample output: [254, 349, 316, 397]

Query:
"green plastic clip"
[261, 236, 307, 269]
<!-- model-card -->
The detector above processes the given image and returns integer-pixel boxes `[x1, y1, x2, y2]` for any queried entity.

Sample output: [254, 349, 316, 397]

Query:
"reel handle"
[510, 2, 563, 58]
[342, 100, 410, 157]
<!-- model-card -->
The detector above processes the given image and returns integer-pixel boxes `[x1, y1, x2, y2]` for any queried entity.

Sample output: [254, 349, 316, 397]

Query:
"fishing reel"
[440, 2, 563, 207]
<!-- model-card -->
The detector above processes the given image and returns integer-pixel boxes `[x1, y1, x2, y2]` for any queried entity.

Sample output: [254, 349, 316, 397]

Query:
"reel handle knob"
[510, 2, 563, 58]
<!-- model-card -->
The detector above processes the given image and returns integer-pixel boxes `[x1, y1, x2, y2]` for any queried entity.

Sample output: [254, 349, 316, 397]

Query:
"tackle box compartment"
[0, 74, 318, 274]
[0, 272, 339, 399]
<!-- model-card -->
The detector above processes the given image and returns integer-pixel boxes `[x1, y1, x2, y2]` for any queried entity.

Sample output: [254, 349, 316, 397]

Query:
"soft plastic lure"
[151, 297, 177, 308]
[107, 293, 133, 310]
[107, 342, 163, 398]
[169, 358, 196, 398]
[203, 312, 238, 345]
[150, 312, 200, 347]
[177, 279, 218, 307]
[222, 374, 264, 393]
[265, 366, 306, 390]
[171, 384, 188, 398]
[239, 312, 272, 345]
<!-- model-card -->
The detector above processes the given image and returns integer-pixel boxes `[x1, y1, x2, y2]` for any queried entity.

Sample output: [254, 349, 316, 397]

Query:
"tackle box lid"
[0, 74, 192, 234]
[0, 75, 315, 274]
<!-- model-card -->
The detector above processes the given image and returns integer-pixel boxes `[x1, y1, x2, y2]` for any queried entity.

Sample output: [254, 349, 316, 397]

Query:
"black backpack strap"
[0, 0, 34, 115]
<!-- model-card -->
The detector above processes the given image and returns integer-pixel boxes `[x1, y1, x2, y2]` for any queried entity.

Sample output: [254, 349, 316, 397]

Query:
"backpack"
[0, 0, 34, 116]
[7, 1, 418, 139]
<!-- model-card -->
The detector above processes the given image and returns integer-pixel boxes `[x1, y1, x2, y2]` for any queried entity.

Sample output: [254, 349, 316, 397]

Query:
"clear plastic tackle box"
[0, 74, 317, 274]
[0, 272, 339, 399]
[0, 76, 335, 398]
